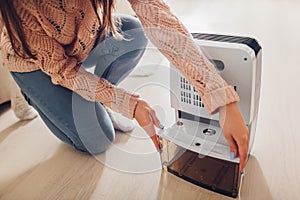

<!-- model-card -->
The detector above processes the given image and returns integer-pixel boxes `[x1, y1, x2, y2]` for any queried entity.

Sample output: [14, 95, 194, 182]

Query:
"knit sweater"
[0, 0, 239, 119]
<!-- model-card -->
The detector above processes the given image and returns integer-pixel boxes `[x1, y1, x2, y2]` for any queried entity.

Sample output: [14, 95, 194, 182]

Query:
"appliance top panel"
[192, 33, 262, 56]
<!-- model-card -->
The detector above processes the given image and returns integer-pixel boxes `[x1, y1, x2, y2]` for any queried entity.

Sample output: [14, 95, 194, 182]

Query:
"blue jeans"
[11, 15, 148, 154]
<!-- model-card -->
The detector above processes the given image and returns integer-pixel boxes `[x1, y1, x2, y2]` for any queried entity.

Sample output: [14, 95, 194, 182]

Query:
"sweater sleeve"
[22, 28, 139, 119]
[128, 0, 239, 114]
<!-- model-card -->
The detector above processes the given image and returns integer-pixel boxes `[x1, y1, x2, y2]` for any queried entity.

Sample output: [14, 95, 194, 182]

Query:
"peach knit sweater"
[0, 0, 239, 119]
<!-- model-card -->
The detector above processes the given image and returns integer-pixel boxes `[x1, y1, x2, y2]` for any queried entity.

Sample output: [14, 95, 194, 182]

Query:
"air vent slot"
[180, 77, 204, 108]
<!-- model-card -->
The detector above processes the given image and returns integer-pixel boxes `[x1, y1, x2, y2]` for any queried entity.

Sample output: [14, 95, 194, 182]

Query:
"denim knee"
[88, 131, 115, 155]
[118, 14, 148, 48]
[73, 123, 116, 155]
[118, 14, 144, 32]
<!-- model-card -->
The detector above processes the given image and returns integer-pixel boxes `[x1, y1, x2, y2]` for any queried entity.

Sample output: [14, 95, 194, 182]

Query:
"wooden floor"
[1, 0, 300, 199]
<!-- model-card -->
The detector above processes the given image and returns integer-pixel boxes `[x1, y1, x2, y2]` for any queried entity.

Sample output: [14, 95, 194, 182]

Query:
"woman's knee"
[118, 14, 148, 48]
[74, 120, 115, 155]
[118, 14, 143, 32]
[73, 127, 115, 155]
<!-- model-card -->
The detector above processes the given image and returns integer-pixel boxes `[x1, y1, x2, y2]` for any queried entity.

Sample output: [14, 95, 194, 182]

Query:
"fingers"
[224, 130, 249, 171]
[139, 107, 161, 134]
[219, 102, 249, 171]
[235, 134, 249, 171]
[147, 109, 162, 150]
[141, 122, 161, 150]
[226, 132, 249, 171]
[151, 134, 161, 150]
[150, 109, 161, 129]
[134, 99, 162, 150]
[224, 135, 238, 158]
[148, 108, 163, 150]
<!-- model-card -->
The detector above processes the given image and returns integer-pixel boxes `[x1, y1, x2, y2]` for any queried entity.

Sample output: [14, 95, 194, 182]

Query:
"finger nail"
[159, 123, 164, 129]
[157, 149, 162, 153]
[230, 152, 235, 160]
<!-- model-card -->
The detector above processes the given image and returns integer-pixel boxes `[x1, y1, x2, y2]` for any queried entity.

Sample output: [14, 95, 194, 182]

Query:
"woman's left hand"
[219, 102, 250, 171]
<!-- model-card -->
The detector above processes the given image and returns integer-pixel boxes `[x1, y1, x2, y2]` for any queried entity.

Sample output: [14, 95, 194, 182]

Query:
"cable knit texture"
[0, 0, 239, 117]
[128, 0, 239, 114]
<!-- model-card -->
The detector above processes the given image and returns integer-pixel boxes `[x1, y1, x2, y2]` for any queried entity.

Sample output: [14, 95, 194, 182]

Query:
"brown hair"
[91, 0, 120, 39]
[0, 0, 118, 60]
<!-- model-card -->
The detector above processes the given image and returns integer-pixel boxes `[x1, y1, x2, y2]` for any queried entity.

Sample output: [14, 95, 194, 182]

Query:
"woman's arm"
[128, 0, 249, 170]
[1, 27, 139, 119]
[128, 0, 239, 114]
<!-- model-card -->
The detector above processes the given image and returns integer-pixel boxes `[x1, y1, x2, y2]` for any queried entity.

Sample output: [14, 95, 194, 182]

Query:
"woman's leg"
[82, 14, 148, 85]
[82, 14, 148, 132]
[12, 70, 115, 154]
[11, 14, 148, 154]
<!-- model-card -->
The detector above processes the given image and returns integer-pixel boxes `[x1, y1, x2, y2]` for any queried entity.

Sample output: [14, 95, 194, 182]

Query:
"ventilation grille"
[180, 77, 204, 108]
[180, 76, 237, 108]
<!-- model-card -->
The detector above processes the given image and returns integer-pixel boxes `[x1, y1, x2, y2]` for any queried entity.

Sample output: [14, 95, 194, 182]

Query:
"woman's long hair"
[0, 0, 117, 60]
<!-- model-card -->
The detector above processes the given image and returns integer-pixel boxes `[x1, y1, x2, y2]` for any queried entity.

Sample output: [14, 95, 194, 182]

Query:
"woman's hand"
[219, 102, 249, 171]
[133, 98, 162, 150]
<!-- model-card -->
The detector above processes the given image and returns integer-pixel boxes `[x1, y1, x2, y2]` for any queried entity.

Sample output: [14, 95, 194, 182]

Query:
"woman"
[0, 0, 249, 171]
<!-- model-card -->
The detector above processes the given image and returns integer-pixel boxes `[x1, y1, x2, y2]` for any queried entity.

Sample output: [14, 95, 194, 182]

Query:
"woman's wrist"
[219, 101, 238, 112]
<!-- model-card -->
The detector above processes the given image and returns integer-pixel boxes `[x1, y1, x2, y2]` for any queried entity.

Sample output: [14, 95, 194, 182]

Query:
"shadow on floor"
[0, 145, 106, 200]
[240, 155, 273, 200]
[0, 118, 32, 144]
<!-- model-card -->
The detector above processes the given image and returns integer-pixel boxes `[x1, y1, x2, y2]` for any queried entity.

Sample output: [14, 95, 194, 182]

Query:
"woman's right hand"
[133, 98, 162, 150]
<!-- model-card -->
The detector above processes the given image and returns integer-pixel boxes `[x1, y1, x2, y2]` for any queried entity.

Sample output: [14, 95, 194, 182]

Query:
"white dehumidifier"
[158, 33, 262, 198]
